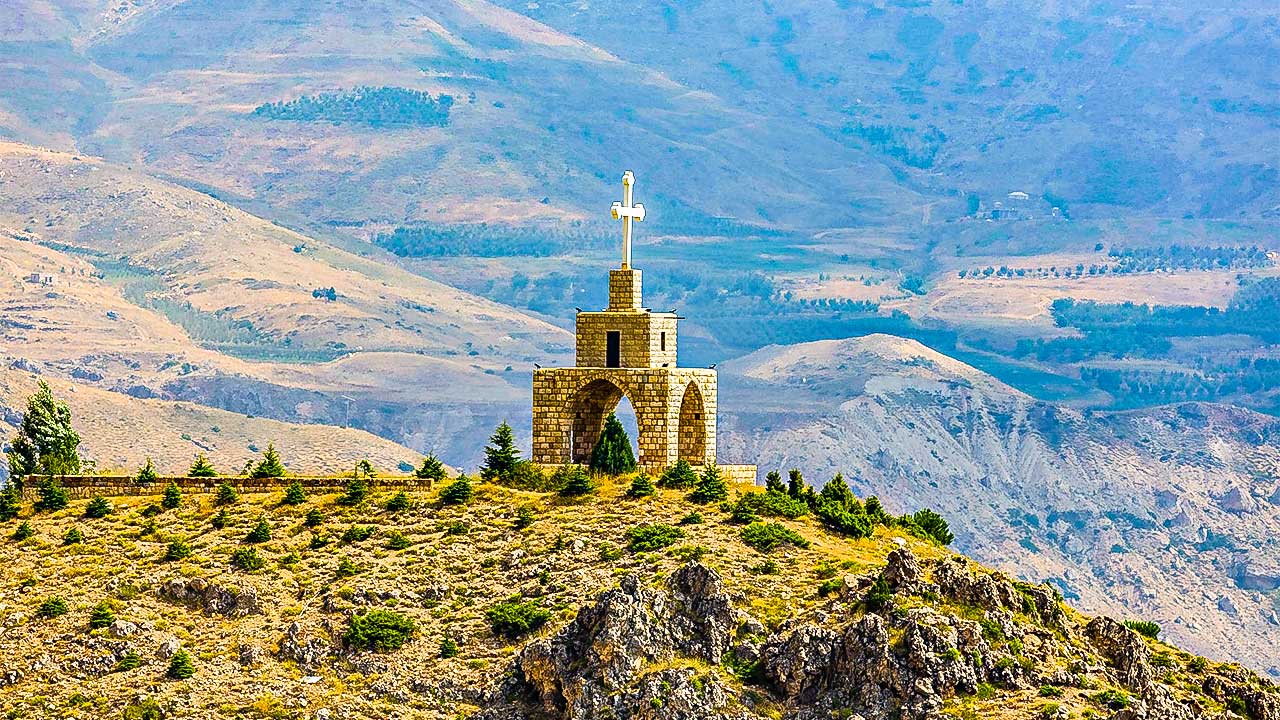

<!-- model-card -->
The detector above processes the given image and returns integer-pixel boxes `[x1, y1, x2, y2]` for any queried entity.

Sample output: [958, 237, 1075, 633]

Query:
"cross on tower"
[610, 170, 646, 269]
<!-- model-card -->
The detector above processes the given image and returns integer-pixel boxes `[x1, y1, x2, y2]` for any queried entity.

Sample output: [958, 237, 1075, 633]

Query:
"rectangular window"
[606, 331, 620, 368]
[660, 332, 666, 352]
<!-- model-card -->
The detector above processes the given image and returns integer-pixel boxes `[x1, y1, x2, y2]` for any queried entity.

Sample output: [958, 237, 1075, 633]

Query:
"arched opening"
[568, 378, 641, 466]
[677, 381, 707, 463]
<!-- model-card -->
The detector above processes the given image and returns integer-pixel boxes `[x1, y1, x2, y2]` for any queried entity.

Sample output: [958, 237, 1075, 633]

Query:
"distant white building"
[1007, 191, 1030, 201]
[25, 273, 55, 286]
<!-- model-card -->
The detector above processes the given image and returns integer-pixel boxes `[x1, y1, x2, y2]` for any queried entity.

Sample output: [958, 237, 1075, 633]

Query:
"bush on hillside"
[62, 526, 83, 545]
[135, 458, 159, 485]
[214, 483, 239, 506]
[211, 508, 230, 530]
[34, 477, 69, 512]
[250, 444, 286, 479]
[513, 505, 536, 529]
[38, 597, 68, 619]
[245, 518, 271, 543]
[165, 538, 192, 561]
[415, 454, 448, 483]
[688, 463, 728, 503]
[161, 481, 182, 510]
[282, 479, 307, 506]
[439, 476, 474, 505]
[625, 523, 686, 552]
[486, 599, 550, 639]
[385, 491, 410, 512]
[188, 453, 217, 478]
[89, 600, 115, 630]
[345, 609, 416, 652]
[899, 508, 954, 546]
[727, 489, 808, 520]
[1124, 620, 1160, 639]
[659, 459, 698, 489]
[230, 547, 265, 571]
[166, 649, 195, 679]
[304, 508, 325, 527]
[84, 496, 112, 519]
[764, 470, 786, 493]
[626, 473, 656, 498]
[0, 487, 19, 521]
[556, 464, 596, 497]
[740, 521, 810, 553]
[12, 521, 34, 541]
[340, 477, 369, 506]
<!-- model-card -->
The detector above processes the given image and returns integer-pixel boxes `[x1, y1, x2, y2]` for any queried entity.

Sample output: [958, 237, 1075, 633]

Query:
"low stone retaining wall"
[17, 475, 432, 500]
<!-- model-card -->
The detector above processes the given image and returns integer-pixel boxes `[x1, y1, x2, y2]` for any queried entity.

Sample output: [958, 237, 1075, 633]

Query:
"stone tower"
[532, 171, 717, 473]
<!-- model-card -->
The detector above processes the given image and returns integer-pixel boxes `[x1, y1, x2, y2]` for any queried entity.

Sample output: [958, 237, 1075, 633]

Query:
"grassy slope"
[0, 475, 1261, 719]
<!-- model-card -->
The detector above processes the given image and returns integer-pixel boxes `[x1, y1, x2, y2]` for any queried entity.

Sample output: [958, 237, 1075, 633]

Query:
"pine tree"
[63, 526, 83, 545]
[819, 473, 856, 508]
[588, 413, 637, 475]
[162, 481, 182, 510]
[910, 508, 954, 546]
[787, 469, 806, 499]
[658, 459, 698, 489]
[214, 482, 239, 506]
[165, 538, 192, 561]
[354, 459, 376, 479]
[84, 496, 112, 518]
[557, 464, 595, 497]
[13, 521, 33, 541]
[7, 381, 81, 483]
[0, 487, 19, 521]
[340, 476, 369, 506]
[304, 508, 325, 527]
[245, 517, 271, 543]
[689, 463, 728, 503]
[282, 479, 307, 506]
[627, 473, 656, 498]
[211, 508, 230, 529]
[481, 421, 520, 481]
[414, 454, 448, 483]
[385, 491, 410, 512]
[250, 444, 286, 479]
[765, 470, 786, 494]
[89, 601, 115, 630]
[166, 649, 195, 679]
[135, 458, 159, 484]
[34, 477, 69, 512]
[188, 453, 217, 478]
[439, 475, 474, 505]
[439, 635, 459, 658]
[865, 496, 888, 524]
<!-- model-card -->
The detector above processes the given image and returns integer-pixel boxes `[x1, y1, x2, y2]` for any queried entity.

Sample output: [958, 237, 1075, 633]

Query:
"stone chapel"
[531, 172, 752, 481]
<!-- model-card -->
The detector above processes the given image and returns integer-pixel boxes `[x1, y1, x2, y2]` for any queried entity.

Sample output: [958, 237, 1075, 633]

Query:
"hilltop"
[0, 471, 1275, 720]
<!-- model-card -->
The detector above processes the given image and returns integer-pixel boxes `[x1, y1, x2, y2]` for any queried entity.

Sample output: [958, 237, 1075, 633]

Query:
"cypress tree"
[557, 464, 596, 497]
[627, 473, 656, 498]
[188, 453, 217, 478]
[588, 413, 637, 476]
[161, 481, 182, 510]
[250, 444, 286, 479]
[282, 479, 307, 506]
[166, 649, 195, 679]
[135, 458, 159, 484]
[689, 463, 728, 503]
[0, 487, 19, 521]
[481, 421, 520, 481]
[414, 454, 448, 483]
[89, 600, 115, 630]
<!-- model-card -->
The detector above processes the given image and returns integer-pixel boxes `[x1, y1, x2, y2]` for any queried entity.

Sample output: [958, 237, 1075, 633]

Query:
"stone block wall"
[609, 269, 642, 310]
[576, 311, 678, 369]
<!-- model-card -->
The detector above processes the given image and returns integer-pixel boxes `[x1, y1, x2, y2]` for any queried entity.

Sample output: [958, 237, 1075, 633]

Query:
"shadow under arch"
[568, 377, 642, 465]
[677, 381, 707, 463]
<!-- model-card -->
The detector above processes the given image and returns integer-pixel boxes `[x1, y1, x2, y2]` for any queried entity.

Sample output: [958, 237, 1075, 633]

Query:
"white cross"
[610, 170, 645, 269]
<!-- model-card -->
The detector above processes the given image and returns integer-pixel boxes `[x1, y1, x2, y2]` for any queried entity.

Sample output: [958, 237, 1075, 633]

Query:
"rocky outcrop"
[159, 577, 260, 617]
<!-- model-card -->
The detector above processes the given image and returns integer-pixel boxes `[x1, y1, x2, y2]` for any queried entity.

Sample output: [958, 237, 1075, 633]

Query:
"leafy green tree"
[557, 464, 595, 497]
[166, 649, 195, 679]
[161, 481, 182, 510]
[214, 483, 239, 506]
[627, 473, 656, 498]
[63, 526, 83, 545]
[0, 487, 19, 521]
[765, 470, 786, 494]
[135, 458, 159, 485]
[658, 459, 698, 489]
[34, 477, 69, 512]
[589, 413, 636, 475]
[250, 444, 286, 479]
[89, 600, 115, 629]
[84, 496, 112, 519]
[689, 463, 728, 503]
[414, 454, 448, 483]
[7, 381, 81, 484]
[245, 517, 271, 543]
[188, 453, 217, 478]
[12, 521, 33, 541]
[340, 477, 369, 506]
[385, 491, 410, 512]
[344, 609, 415, 652]
[439, 475, 474, 505]
[282, 479, 307, 506]
[481, 421, 520, 481]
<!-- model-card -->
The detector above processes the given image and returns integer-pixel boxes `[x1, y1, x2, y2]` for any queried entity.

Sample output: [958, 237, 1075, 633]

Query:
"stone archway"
[568, 378, 633, 465]
[677, 381, 707, 463]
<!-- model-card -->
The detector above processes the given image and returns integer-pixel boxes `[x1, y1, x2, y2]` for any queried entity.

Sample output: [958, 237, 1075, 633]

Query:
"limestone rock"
[159, 577, 259, 617]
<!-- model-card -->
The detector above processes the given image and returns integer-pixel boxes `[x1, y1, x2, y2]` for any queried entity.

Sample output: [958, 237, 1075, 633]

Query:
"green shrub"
[84, 496, 112, 519]
[165, 538, 192, 561]
[345, 609, 415, 652]
[135, 458, 159, 484]
[626, 473, 656, 498]
[38, 597, 69, 618]
[63, 526, 84, 545]
[211, 508, 230, 529]
[12, 520, 33, 541]
[245, 518, 271, 543]
[670, 544, 709, 562]
[161, 481, 182, 509]
[513, 505, 536, 529]
[230, 547, 265, 571]
[188, 453, 217, 478]
[340, 477, 369, 506]
[740, 522, 810, 553]
[114, 651, 141, 672]
[336, 556, 361, 577]
[865, 575, 892, 610]
[679, 512, 703, 525]
[625, 523, 686, 552]
[385, 491, 410, 512]
[904, 508, 954, 545]
[443, 520, 469, 536]
[304, 508, 324, 527]
[89, 600, 115, 629]
[342, 525, 375, 543]
[439, 636, 459, 658]
[1188, 656, 1208, 673]
[415, 454, 448, 483]
[250, 444, 286, 479]
[386, 531, 411, 550]
[814, 498, 873, 539]
[588, 413, 636, 475]
[34, 477, 70, 512]
[659, 459, 698, 489]
[1039, 685, 1064, 698]
[751, 559, 781, 575]
[140, 504, 161, 518]
[309, 533, 329, 549]
[817, 577, 843, 597]
[282, 479, 307, 506]
[439, 476, 474, 505]
[481, 421, 521, 482]
[688, 463, 728, 503]
[1123, 619, 1160, 639]
[764, 470, 786, 493]
[728, 489, 808, 521]
[166, 649, 195, 679]
[556, 464, 596, 497]
[598, 542, 623, 561]
[0, 487, 20, 521]
[1091, 689, 1130, 710]
[214, 483, 239, 506]
[486, 598, 550, 639]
